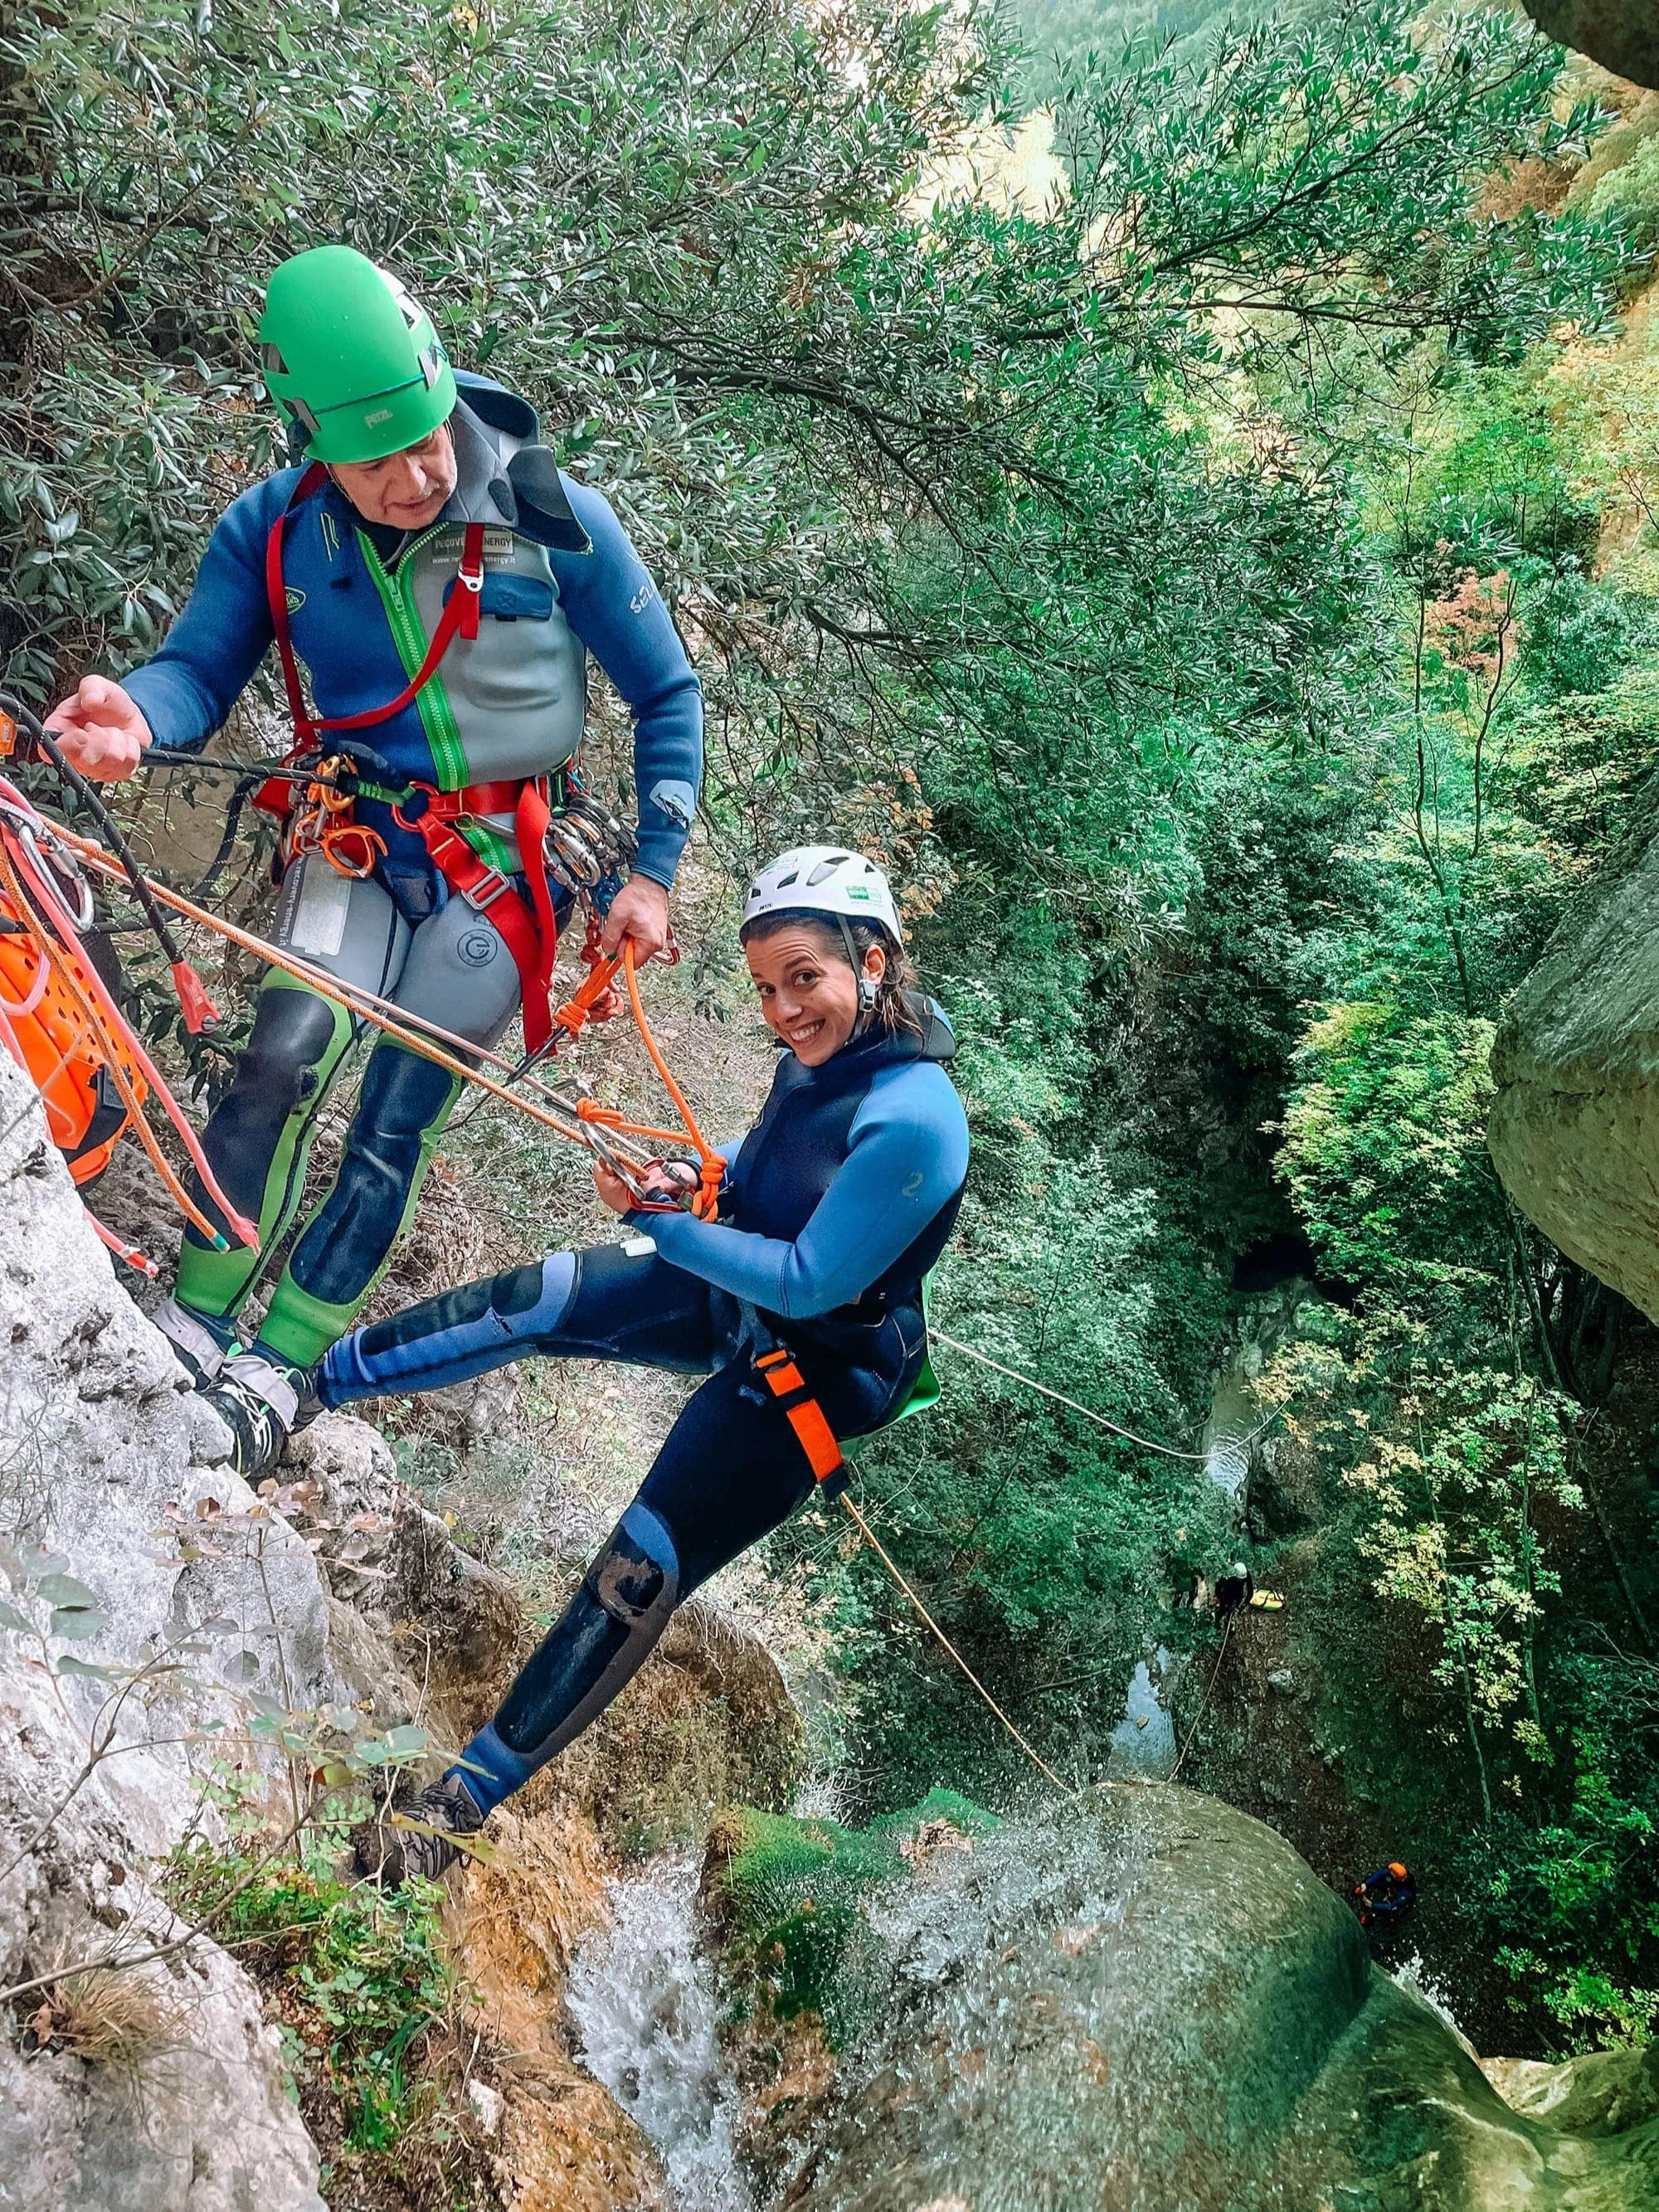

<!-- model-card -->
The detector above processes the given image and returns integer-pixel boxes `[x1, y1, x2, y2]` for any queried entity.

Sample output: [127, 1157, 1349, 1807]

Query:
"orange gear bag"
[0, 893, 145, 1185]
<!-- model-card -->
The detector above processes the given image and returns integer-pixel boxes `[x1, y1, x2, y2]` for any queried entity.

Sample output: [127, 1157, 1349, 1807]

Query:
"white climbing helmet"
[740, 846, 904, 947]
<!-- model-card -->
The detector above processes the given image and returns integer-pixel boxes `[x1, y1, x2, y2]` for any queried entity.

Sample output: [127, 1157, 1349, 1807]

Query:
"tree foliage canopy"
[9, 0, 1659, 2058]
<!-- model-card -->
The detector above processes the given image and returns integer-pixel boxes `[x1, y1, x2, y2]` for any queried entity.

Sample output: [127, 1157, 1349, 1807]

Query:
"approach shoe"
[351, 1775, 486, 1887]
[198, 1349, 305, 1478]
[153, 1296, 236, 1389]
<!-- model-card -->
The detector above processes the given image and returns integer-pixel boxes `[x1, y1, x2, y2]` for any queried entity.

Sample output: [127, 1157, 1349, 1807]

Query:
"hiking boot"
[198, 1349, 304, 1478]
[351, 1776, 487, 1886]
[153, 1296, 236, 1388]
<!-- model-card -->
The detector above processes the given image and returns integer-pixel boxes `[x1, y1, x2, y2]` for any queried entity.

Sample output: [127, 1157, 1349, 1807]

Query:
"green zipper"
[358, 525, 470, 793]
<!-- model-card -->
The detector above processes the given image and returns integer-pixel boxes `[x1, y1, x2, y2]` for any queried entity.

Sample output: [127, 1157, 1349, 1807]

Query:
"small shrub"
[164, 1828, 456, 2156]
[705, 1791, 996, 2041]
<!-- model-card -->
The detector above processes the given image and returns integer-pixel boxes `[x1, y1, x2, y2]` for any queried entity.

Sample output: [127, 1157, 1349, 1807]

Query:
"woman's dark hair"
[741, 909, 923, 1035]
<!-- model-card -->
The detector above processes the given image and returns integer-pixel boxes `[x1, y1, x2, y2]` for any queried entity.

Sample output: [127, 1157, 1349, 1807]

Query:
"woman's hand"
[591, 1158, 698, 1215]
[592, 1160, 635, 1214]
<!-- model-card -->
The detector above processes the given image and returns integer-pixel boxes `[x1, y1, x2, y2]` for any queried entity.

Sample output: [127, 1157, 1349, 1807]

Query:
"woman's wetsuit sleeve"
[122, 478, 288, 752]
[638, 1063, 968, 1318]
[554, 480, 702, 891]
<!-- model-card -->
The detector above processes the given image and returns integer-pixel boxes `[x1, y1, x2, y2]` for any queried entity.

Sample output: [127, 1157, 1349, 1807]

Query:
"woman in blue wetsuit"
[323, 846, 971, 1880]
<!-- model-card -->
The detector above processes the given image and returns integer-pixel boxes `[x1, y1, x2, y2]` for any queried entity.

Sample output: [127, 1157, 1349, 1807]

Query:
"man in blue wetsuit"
[318, 848, 971, 1882]
[44, 246, 702, 1473]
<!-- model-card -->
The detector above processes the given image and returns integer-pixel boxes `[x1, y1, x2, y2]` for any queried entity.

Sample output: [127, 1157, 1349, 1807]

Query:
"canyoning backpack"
[0, 790, 146, 1184]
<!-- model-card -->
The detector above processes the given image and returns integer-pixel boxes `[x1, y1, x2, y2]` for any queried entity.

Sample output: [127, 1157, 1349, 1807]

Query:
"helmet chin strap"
[835, 914, 880, 1034]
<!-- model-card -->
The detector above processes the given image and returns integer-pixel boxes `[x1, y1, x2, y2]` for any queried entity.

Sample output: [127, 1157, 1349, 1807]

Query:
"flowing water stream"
[1105, 1276, 1324, 1777]
[567, 1854, 753, 2211]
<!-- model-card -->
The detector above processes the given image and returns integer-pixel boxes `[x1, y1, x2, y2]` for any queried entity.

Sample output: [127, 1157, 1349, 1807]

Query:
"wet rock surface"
[770, 1787, 1659, 2212]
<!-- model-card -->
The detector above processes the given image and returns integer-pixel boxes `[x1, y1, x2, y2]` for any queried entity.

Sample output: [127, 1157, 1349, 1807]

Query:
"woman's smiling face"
[745, 922, 885, 1066]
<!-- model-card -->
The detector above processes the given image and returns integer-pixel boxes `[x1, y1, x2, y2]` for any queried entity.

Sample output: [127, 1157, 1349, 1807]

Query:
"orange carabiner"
[320, 821, 387, 881]
[313, 756, 357, 816]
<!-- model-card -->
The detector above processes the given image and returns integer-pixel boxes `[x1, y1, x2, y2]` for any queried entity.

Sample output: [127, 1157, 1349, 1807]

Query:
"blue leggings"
[322, 1242, 922, 1808]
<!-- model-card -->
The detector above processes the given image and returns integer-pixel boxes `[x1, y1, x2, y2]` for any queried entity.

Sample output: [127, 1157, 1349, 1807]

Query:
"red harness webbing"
[394, 780, 558, 1053]
[262, 465, 560, 1052]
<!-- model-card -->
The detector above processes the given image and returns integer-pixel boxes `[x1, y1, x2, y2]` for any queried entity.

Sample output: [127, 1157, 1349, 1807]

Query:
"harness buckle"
[460, 867, 513, 913]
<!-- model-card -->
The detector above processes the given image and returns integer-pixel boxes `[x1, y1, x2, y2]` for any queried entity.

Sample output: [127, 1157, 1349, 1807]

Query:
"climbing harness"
[755, 1344, 849, 1492]
[259, 464, 585, 1053]
[0, 699, 256, 1274]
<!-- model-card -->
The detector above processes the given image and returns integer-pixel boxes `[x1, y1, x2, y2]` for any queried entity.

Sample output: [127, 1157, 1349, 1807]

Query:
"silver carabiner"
[15, 818, 94, 932]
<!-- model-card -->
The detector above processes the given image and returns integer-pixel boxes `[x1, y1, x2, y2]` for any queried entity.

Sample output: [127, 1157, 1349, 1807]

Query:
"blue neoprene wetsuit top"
[318, 993, 971, 1412]
[121, 372, 702, 893]
[635, 995, 970, 1335]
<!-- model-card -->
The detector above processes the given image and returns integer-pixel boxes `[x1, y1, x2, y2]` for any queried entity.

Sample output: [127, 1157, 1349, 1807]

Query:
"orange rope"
[65, 834, 722, 1209]
[0, 838, 245, 1249]
[620, 941, 725, 1219]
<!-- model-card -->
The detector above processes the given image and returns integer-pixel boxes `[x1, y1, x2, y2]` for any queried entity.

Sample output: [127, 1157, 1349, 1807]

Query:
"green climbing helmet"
[258, 245, 456, 465]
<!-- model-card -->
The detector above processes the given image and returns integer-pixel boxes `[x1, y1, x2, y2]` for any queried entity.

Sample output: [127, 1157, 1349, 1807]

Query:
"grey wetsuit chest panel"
[404, 524, 587, 783]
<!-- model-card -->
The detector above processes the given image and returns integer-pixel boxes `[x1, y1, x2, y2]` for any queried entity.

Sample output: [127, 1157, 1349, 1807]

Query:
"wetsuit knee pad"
[323, 1252, 577, 1401]
[454, 1502, 680, 1815]
[183, 984, 348, 1247]
[588, 1499, 680, 1628]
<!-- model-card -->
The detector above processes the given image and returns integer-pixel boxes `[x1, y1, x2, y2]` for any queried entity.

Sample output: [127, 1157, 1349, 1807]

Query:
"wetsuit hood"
[286, 367, 591, 554]
[452, 375, 590, 553]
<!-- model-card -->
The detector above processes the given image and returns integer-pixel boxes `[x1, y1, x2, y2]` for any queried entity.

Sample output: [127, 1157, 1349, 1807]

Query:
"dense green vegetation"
[165, 1779, 489, 2198]
[9, 0, 1659, 2059]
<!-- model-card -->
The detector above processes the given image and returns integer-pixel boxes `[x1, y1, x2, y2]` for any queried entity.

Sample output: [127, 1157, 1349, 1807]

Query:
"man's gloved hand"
[43, 677, 152, 783]
[600, 873, 670, 962]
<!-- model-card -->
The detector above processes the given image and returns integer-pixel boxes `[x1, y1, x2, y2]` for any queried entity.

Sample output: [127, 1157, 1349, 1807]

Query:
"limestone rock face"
[1523, 2, 1659, 89]
[1487, 783, 1659, 1321]
[0, 1059, 331, 2212]
[776, 1787, 1659, 2211]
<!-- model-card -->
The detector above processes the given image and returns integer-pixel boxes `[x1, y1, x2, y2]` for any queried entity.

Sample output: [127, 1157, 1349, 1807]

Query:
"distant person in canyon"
[319, 848, 971, 1883]
[1216, 1563, 1254, 1618]
[1353, 1861, 1417, 1932]
[41, 245, 701, 1478]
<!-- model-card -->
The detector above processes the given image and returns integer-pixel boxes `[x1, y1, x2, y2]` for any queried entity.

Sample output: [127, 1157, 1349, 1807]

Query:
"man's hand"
[600, 873, 670, 962]
[43, 677, 152, 784]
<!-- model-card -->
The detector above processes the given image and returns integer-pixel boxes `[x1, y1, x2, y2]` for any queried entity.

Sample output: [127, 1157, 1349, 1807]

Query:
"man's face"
[328, 421, 457, 529]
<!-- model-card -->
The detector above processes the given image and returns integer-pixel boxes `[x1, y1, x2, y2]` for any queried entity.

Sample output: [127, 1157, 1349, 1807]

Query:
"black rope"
[190, 771, 262, 900]
[0, 692, 194, 978]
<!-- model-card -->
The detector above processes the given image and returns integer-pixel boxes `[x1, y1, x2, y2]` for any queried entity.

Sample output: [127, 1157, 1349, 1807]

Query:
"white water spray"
[567, 1854, 752, 2212]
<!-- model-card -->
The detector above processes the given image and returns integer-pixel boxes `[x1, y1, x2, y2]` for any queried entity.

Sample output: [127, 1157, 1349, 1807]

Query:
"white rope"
[929, 1330, 1285, 1465]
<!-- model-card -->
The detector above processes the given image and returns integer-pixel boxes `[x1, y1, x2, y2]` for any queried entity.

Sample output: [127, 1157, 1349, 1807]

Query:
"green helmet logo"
[258, 245, 457, 464]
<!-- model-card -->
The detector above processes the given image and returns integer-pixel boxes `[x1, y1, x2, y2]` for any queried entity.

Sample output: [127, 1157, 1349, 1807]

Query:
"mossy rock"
[702, 1791, 995, 2037]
